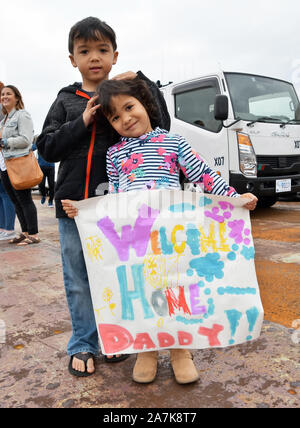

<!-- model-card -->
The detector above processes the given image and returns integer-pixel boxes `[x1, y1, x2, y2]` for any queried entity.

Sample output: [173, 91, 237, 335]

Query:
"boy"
[37, 17, 170, 377]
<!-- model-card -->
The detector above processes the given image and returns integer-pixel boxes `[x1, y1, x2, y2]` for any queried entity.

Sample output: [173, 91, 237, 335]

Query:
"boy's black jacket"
[37, 72, 171, 218]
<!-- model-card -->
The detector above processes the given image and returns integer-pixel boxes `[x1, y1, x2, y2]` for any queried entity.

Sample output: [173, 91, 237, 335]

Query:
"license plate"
[276, 179, 291, 193]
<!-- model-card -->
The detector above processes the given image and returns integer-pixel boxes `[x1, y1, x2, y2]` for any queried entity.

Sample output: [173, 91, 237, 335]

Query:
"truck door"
[169, 78, 229, 182]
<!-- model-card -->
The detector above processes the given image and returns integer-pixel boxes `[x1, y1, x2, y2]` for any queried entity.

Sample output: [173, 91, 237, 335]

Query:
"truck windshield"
[225, 73, 300, 123]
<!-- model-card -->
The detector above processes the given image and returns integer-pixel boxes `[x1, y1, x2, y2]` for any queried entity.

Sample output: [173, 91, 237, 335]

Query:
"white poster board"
[74, 189, 263, 355]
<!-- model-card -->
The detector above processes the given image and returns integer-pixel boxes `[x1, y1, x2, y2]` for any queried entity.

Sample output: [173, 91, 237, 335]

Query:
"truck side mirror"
[214, 95, 228, 121]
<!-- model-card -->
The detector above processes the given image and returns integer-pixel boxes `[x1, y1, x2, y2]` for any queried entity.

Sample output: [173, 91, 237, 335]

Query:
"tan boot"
[170, 349, 199, 384]
[132, 351, 158, 383]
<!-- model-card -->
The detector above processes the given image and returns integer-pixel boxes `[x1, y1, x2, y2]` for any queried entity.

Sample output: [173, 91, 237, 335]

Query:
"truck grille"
[257, 155, 300, 169]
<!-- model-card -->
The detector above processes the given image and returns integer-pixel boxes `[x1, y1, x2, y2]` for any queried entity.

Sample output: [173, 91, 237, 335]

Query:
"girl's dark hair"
[68, 17, 117, 54]
[97, 78, 159, 140]
[1, 85, 24, 115]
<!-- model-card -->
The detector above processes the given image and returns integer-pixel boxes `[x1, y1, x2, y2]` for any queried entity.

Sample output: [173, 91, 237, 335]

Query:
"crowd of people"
[1, 16, 258, 384]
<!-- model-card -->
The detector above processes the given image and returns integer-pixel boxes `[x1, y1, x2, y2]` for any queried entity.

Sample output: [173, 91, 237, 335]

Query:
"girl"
[62, 78, 257, 384]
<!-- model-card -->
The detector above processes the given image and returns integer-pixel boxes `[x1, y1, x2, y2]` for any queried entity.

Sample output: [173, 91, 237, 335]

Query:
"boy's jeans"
[58, 217, 99, 356]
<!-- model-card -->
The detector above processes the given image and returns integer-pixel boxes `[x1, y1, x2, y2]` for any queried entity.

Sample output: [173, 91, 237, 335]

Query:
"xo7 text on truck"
[160, 72, 300, 207]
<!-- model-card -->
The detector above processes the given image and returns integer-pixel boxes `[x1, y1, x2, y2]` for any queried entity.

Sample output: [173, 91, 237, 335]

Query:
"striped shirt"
[106, 127, 238, 197]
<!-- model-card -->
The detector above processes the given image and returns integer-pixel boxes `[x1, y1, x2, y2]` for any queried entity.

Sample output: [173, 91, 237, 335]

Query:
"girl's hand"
[61, 199, 78, 218]
[82, 95, 100, 128]
[112, 71, 137, 81]
[240, 193, 258, 210]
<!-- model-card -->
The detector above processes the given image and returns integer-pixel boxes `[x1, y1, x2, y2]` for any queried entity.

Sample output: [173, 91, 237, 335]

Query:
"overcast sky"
[1, 0, 300, 133]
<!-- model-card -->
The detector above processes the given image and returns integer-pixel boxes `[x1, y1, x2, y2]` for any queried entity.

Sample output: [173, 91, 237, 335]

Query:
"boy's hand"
[112, 71, 137, 81]
[240, 193, 258, 210]
[61, 199, 78, 218]
[82, 95, 100, 128]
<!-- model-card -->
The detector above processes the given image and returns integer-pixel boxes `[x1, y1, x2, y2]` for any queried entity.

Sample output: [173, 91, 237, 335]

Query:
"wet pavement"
[0, 195, 299, 408]
[252, 202, 300, 328]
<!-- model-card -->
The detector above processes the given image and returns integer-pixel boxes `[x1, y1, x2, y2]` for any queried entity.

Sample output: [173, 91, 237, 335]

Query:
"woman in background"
[0, 85, 39, 245]
[0, 81, 16, 241]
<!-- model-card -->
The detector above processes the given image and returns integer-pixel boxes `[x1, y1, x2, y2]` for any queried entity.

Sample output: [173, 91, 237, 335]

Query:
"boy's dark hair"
[68, 17, 117, 54]
[97, 78, 159, 131]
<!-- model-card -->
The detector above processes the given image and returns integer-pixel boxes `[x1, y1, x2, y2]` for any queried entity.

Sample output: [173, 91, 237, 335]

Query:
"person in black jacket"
[37, 16, 170, 377]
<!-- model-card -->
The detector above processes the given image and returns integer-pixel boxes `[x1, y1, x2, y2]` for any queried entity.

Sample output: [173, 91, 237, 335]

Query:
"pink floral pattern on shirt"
[106, 127, 239, 197]
[121, 153, 144, 174]
[203, 174, 214, 192]
[150, 134, 166, 143]
[162, 152, 177, 175]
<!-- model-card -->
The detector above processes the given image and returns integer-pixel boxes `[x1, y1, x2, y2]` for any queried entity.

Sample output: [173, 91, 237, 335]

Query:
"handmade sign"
[74, 189, 263, 355]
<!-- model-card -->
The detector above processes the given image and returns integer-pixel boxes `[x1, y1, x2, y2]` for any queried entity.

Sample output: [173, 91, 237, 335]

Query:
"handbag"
[5, 151, 43, 190]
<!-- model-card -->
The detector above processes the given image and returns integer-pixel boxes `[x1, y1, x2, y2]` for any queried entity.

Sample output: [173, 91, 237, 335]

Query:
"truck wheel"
[257, 196, 278, 208]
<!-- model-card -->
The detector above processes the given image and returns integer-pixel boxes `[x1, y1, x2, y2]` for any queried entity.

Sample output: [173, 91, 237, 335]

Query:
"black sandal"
[68, 352, 95, 377]
[9, 233, 26, 244]
[104, 354, 129, 363]
[17, 236, 41, 246]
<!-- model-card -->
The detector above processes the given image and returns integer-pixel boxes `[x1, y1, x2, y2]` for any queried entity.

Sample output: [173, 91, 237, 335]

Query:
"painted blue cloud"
[189, 253, 224, 282]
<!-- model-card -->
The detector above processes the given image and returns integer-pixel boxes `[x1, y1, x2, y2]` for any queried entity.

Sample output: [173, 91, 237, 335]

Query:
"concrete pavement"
[0, 195, 299, 408]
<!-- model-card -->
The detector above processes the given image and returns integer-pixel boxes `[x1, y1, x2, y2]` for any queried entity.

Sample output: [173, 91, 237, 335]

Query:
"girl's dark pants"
[0, 170, 38, 235]
[39, 165, 55, 201]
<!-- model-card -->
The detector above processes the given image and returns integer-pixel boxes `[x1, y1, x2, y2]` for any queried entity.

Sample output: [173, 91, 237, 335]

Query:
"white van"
[160, 72, 300, 207]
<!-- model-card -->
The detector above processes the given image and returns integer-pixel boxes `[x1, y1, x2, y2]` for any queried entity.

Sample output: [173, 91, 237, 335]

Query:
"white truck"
[160, 71, 300, 207]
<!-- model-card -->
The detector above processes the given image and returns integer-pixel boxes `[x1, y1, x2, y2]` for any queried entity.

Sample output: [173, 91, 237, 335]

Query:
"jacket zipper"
[76, 89, 97, 200]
